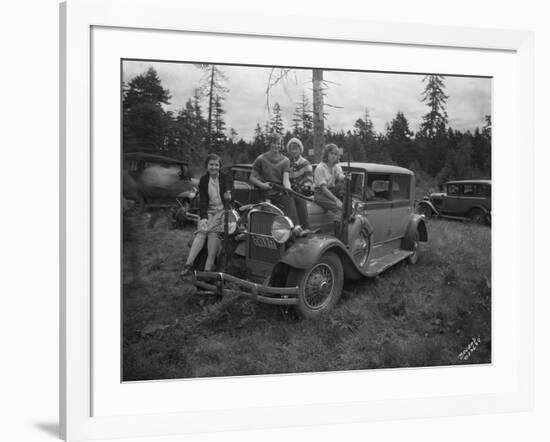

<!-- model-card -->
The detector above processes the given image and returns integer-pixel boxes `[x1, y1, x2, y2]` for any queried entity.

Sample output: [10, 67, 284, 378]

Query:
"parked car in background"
[122, 152, 198, 214]
[190, 163, 428, 318]
[416, 179, 491, 224]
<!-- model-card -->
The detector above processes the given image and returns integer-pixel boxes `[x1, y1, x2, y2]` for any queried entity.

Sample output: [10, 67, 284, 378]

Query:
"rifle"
[223, 190, 231, 270]
[268, 182, 314, 202]
[339, 146, 352, 244]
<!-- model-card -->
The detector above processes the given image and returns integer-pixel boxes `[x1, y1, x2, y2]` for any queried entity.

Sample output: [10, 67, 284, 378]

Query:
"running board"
[364, 249, 413, 276]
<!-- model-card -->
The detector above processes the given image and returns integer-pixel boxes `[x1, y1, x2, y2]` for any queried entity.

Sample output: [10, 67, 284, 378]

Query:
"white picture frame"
[60, 0, 534, 440]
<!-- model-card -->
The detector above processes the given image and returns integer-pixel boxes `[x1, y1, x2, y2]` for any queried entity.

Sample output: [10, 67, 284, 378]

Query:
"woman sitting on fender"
[180, 153, 234, 277]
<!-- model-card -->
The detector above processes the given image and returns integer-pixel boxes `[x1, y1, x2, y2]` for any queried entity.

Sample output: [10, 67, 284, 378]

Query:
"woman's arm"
[282, 171, 291, 190]
[250, 169, 271, 190]
[320, 184, 343, 208]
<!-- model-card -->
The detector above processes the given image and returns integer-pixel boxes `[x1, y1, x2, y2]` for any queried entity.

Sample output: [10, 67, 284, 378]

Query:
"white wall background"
[0, 0, 546, 441]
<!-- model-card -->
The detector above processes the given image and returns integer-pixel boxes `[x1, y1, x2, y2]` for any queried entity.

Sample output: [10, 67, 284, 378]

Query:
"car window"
[233, 169, 250, 182]
[463, 184, 474, 195]
[447, 183, 460, 195]
[473, 184, 489, 197]
[392, 175, 411, 201]
[367, 174, 391, 200]
[348, 172, 365, 199]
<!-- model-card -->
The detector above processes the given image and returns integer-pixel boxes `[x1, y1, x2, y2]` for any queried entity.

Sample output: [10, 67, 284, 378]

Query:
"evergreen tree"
[123, 67, 172, 152]
[419, 75, 449, 138]
[270, 102, 284, 136]
[211, 94, 227, 152]
[385, 112, 416, 167]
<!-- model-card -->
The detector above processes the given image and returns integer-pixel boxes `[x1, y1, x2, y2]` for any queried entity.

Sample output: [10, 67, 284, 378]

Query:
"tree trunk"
[312, 69, 325, 162]
[207, 67, 215, 149]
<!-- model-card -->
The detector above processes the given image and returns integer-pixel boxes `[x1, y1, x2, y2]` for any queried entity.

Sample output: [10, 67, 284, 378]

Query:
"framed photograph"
[60, 0, 534, 440]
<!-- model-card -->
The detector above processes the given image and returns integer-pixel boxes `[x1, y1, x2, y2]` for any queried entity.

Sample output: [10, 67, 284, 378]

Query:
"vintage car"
[189, 163, 428, 318]
[416, 179, 491, 224]
[122, 151, 197, 213]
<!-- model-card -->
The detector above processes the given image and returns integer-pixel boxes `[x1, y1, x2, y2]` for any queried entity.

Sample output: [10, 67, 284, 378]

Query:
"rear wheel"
[287, 252, 344, 319]
[468, 208, 486, 224]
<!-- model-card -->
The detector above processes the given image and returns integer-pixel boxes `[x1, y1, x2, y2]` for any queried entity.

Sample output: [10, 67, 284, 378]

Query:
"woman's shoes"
[179, 264, 193, 279]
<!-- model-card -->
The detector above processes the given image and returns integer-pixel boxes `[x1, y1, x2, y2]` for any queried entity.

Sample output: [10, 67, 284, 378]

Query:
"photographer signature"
[457, 336, 481, 361]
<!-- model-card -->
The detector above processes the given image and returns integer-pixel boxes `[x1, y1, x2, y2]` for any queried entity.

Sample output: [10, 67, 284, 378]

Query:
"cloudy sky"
[123, 60, 491, 142]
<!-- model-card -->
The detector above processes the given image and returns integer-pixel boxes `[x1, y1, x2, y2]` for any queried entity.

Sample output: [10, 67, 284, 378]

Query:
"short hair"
[204, 153, 222, 168]
[267, 133, 283, 146]
[321, 143, 340, 163]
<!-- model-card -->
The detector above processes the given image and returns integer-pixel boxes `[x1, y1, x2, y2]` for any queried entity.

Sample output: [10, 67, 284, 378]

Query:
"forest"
[122, 65, 491, 187]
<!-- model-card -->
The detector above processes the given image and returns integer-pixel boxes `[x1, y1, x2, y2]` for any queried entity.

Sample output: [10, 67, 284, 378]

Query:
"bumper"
[191, 271, 300, 306]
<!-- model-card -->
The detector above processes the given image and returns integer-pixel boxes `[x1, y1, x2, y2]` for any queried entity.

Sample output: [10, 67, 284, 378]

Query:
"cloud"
[123, 61, 491, 140]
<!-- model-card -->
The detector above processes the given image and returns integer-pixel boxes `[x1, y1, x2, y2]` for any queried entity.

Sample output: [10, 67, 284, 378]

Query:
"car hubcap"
[304, 264, 334, 309]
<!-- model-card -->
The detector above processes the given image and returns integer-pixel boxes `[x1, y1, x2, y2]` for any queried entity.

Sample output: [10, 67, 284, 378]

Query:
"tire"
[417, 203, 433, 220]
[408, 231, 420, 264]
[287, 251, 344, 319]
[173, 199, 191, 227]
[468, 208, 486, 224]
[135, 193, 147, 214]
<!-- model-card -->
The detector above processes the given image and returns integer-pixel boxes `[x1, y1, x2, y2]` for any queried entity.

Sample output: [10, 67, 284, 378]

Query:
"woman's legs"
[185, 232, 207, 266]
[205, 232, 221, 271]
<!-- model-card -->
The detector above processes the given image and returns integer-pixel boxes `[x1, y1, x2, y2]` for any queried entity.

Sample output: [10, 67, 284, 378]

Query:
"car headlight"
[226, 209, 240, 235]
[271, 216, 294, 244]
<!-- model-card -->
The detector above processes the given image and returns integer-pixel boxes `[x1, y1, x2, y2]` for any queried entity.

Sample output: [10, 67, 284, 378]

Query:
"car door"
[441, 183, 462, 214]
[364, 173, 393, 245]
[390, 174, 413, 238]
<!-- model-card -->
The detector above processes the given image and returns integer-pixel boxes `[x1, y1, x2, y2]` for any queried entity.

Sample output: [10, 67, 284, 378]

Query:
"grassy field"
[122, 211, 491, 381]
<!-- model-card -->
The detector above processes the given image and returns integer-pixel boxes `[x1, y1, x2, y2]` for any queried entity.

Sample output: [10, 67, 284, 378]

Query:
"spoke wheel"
[287, 252, 344, 319]
[173, 199, 191, 227]
[408, 231, 420, 264]
[417, 204, 433, 219]
[348, 218, 371, 269]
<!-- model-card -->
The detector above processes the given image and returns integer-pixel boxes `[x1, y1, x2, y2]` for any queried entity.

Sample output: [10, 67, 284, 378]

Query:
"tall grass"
[122, 213, 491, 381]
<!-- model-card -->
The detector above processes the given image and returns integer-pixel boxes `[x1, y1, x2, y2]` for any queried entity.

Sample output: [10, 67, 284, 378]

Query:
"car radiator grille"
[248, 211, 282, 263]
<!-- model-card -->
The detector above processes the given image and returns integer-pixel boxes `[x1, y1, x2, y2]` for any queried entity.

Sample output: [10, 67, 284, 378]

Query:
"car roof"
[123, 151, 188, 165]
[339, 162, 414, 175]
[445, 179, 491, 185]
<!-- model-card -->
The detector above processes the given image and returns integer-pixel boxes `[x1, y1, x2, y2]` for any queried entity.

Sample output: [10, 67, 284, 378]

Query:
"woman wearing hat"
[287, 137, 313, 229]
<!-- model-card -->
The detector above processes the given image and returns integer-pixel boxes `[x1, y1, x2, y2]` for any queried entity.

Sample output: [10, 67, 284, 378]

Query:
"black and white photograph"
[121, 59, 492, 381]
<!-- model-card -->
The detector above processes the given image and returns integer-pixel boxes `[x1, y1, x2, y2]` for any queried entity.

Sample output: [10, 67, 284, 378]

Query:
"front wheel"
[173, 199, 191, 227]
[287, 252, 344, 319]
[417, 203, 433, 220]
[408, 231, 420, 264]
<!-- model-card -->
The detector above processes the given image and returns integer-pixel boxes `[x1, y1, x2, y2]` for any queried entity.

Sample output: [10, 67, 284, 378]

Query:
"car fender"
[468, 205, 490, 215]
[277, 234, 363, 281]
[402, 214, 428, 251]
[417, 199, 439, 216]
[176, 189, 196, 200]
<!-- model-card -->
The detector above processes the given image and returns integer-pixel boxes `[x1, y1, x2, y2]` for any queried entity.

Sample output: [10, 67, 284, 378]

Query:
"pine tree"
[419, 75, 449, 138]
[123, 67, 172, 152]
[211, 94, 227, 152]
[270, 102, 284, 136]
[385, 112, 416, 167]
